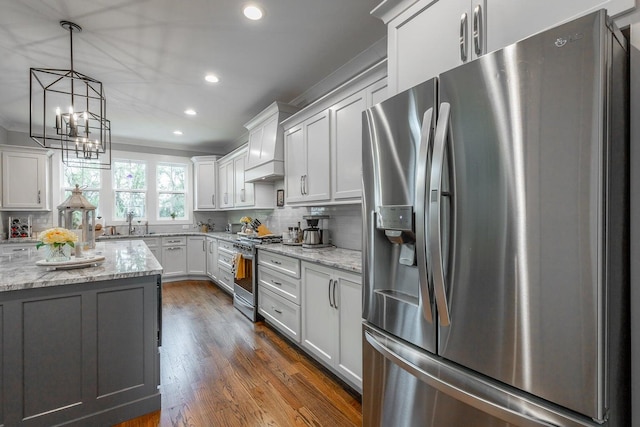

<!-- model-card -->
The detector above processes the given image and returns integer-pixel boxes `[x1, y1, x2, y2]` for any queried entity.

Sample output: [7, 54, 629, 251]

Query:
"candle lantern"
[57, 184, 96, 249]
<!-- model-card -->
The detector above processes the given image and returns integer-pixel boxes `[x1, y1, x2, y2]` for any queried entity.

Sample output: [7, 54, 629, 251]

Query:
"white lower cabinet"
[161, 236, 187, 279]
[187, 236, 207, 275]
[206, 237, 218, 280]
[215, 240, 236, 294]
[258, 254, 302, 343]
[301, 261, 362, 391]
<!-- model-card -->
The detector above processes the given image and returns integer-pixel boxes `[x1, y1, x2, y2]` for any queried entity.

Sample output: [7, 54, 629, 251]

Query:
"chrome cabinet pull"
[300, 176, 304, 196]
[415, 108, 435, 324]
[202, 241, 206, 252]
[12, 248, 28, 252]
[274, 308, 283, 314]
[271, 260, 282, 265]
[328, 279, 334, 308]
[240, 188, 245, 202]
[37, 190, 41, 204]
[211, 194, 215, 207]
[429, 102, 452, 326]
[167, 247, 182, 251]
[304, 175, 308, 195]
[473, 4, 483, 56]
[272, 280, 282, 286]
[332, 279, 338, 309]
[459, 12, 468, 62]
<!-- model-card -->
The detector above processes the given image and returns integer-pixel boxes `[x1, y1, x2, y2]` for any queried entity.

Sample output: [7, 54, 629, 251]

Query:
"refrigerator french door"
[362, 10, 629, 427]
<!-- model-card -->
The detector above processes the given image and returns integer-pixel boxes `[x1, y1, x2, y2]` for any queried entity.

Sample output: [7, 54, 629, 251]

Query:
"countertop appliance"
[362, 10, 629, 426]
[232, 235, 282, 321]
[302, 215, 330, 248]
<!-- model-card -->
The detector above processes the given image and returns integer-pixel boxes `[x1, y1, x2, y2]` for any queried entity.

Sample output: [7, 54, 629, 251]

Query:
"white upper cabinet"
[374, 0, 634, 96]
[217, 145, 274, 210]
[331, 91, 367, 201]
[284, 111, 331, 205]
[191, 156, 218, 210]
[282, 61, 387, 206]
[234, 152, 254, 207]
[218, 158, 235, 209]
[1, 146, 51, 210]
[244, 101, 299, 182]
[377, 0, 485, 95]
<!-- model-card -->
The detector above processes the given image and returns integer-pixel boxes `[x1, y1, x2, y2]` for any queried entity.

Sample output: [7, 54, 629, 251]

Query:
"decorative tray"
[36, 255, 106, 270]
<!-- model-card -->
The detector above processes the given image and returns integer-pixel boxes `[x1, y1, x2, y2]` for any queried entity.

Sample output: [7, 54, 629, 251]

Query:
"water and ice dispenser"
[377, 205, 416, 266]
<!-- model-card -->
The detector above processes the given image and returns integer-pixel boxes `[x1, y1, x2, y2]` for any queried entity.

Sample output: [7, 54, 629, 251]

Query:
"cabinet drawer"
[258, 251, 300, 278]
[217, 266, 234, 294]
[218, 251, 234, 270]
[1, 244, 34, 255]
[259, 286, 301, 343]
[162, 236, 186, 246]
[217, 239, 235, 253]
[258, 265, 300, 305]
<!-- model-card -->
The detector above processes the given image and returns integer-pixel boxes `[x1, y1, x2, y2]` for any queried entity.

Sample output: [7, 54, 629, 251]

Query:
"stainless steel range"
[232, 235, 282, 321]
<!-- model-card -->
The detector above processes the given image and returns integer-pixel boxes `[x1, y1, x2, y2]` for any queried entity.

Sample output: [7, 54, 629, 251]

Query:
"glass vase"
[46, 244, 71, 262]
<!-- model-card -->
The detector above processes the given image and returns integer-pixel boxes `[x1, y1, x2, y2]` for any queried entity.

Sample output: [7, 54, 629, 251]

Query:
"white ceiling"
[0, 0, 386, 153]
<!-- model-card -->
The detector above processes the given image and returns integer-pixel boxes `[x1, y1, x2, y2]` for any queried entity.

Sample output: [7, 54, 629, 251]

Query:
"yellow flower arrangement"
[240, 216, 252, 224]
[36, 227, 78, 249]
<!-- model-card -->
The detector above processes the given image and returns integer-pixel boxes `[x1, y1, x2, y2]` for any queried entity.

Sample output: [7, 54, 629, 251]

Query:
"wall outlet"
[182, 225, 189, 229]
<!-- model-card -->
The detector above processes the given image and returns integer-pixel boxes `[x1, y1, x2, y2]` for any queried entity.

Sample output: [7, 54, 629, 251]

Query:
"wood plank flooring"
[115, 280, 362, 427]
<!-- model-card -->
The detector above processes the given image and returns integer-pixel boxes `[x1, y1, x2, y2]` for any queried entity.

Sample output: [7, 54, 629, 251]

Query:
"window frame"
[112, 158, 148, 221]
[156, 162, 188, 221]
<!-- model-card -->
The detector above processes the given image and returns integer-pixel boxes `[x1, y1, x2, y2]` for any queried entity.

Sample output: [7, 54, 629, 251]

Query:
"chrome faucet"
[126, 211, 135, 235]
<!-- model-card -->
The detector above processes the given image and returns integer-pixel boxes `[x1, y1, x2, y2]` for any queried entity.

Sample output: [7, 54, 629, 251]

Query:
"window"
[157, 163, 187, 220]
[62, 165, 101, 228]
[113, 159, 147, 219]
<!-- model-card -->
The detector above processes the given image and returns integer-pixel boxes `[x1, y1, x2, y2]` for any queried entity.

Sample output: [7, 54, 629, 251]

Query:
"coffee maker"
[302, 215, 330, 248]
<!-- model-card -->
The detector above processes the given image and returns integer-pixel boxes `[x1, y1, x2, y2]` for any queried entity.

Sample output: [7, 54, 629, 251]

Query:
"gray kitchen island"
[0, 240, 162, 426]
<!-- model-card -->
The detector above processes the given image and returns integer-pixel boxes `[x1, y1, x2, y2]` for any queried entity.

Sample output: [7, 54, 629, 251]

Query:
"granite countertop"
[0, 240, 162, 292]
[0, 231, 362, 274]
[258, 244, 362, 274]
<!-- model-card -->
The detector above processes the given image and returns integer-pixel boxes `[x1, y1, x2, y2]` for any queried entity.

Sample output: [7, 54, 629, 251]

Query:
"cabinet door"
[388, 0, 470, 94]
[234, 153, 254, 207]
[301, 265, 337, 365]
[331, 91, 366, 201]
[2, 151, 47, 210]
[335, 273, 363, 389]
[486, 0, 634, 54]
[367, 78, 388, 108]
[207, 238, 218, 280]
[284, 124, 306, 204]
[218, 161, 234, 208]
[246, 126, 265, 168]
[303, 110, 331, 202]
[187, 237, 206, 275]
[162, 246, 186, 277]
[194, 161, 216, 210]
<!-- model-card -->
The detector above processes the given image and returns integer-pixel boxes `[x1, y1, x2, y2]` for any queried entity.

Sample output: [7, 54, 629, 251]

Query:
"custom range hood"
[244, 101, 299, 182]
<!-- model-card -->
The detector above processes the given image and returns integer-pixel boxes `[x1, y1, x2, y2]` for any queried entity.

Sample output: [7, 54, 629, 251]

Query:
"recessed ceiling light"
[205, 74, 219, 83]
[243, 5, 263, 20]
[184, 109, 197, 116]
[173, 130, 183, 135]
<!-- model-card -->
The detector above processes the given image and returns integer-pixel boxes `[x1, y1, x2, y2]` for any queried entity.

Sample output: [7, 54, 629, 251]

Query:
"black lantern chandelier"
[30, 20, 111, 169]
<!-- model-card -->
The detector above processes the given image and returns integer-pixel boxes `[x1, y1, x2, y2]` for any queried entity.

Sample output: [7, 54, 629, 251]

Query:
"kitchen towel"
[234, 253, 245, 279]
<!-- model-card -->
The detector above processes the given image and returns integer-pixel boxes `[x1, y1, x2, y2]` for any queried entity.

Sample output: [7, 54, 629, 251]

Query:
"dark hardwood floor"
[115, 280, 362, 427]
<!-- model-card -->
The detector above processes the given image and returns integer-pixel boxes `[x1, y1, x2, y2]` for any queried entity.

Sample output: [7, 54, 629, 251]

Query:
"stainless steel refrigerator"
[362, 10, 629, 426]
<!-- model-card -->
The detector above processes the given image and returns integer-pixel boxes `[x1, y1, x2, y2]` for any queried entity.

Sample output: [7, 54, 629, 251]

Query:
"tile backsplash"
[223, 204, 363, 251]
[2, 204, 364, 251]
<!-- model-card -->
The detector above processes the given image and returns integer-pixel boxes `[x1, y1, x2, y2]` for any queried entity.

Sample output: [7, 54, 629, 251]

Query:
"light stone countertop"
[1, 231, 363, 274]
[0, 240, 162, 292]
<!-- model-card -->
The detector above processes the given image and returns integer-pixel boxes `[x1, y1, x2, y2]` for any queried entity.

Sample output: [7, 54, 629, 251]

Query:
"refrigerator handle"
[364, 328, 573, 427]
[473, 4, 483, 56]
[459, 12, 468, 62]
[429, 102, 452, 326]
[415, 108, 435, 324]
